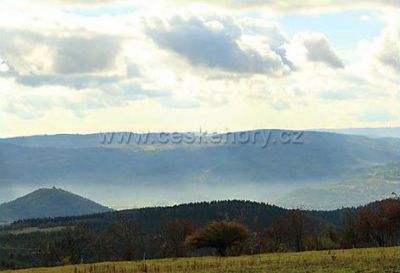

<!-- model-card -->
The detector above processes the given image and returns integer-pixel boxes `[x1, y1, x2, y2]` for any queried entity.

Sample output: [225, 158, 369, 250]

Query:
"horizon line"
[1, 126, 400, 139]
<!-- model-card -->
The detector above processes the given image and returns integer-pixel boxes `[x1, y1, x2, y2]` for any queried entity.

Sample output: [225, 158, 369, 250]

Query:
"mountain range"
[0, 129, 399, 209]
[318, 127, 400, 138]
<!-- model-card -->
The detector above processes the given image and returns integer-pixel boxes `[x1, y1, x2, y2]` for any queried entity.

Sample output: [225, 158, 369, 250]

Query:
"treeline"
[261, 198, 400, 252]
[1, 198, 400, 270]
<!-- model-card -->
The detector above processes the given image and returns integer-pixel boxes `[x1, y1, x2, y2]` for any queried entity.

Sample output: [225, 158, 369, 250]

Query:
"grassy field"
[3, 247, 400, 273]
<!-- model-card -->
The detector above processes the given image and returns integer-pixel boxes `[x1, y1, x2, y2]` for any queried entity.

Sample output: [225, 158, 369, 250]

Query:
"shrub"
[185, 221, 250, 256]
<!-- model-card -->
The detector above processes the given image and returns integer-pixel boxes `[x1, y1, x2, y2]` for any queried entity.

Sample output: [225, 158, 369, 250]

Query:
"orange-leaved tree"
[185, 221, 250, 257]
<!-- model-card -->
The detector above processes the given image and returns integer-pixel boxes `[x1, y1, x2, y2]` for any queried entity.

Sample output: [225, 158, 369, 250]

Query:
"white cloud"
[170, 0, 400, 13]
[0, 1, 399, 136]
[145, 15, 290, 75]
[355, 16, 399, 84]
[286, 32, 344, 69]
[53, 35, 121, 74]
[0, 30, 122, 76]
[374, 21, 400, 72]
[0, 58, 9, 72]
[1, 77, 169, 120]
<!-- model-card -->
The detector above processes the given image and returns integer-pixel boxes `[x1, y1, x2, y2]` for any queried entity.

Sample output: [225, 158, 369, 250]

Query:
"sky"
[0, 0, 399, 137]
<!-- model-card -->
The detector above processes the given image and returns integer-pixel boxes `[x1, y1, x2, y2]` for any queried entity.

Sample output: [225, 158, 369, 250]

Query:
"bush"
[185, 221, 250, 256]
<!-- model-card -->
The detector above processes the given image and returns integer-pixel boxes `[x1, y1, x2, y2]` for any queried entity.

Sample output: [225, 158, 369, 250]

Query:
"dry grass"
[4, 247, 400, 273]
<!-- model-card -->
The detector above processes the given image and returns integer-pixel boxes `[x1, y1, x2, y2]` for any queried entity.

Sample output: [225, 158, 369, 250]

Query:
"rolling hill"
[1, 196, 399, 270]
[0, 187, 112, 224]
[276, 162, 400, 209]
[4, 196, 360, 232]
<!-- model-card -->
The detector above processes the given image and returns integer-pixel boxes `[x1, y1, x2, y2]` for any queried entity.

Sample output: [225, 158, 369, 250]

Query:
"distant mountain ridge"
[316, 127, 400, 138]
[276, 162, 400, 210]
[0, 188, 112, 224]
[1, 129, 400, 209]
[2, 126, 399, 146]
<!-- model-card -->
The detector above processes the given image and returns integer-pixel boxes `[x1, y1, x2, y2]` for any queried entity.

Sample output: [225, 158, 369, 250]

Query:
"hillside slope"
[6, 199, 346, 232]
[1, 197, 398, 270]
[277, 163, 400, 209]
[0, 188, 112, 224]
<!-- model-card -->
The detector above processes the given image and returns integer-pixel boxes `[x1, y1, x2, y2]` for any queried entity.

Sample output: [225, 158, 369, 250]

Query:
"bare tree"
[159, 219, 196, 257]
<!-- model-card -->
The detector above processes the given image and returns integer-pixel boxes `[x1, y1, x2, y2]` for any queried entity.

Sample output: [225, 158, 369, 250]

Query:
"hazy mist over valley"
[1, 129, 399, 209]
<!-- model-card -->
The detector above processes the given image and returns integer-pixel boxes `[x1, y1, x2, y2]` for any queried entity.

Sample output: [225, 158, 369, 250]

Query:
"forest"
[1, 198, 399, 270]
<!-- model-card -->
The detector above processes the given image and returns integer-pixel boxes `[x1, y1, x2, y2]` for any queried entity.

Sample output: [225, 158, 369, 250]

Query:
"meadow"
[4, 247, 400, 273]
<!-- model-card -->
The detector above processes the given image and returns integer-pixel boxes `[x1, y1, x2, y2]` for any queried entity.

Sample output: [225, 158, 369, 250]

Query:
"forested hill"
[0, 188, 112, 224]
[2, 198, 399, 270]
[7, 200, 348, 232]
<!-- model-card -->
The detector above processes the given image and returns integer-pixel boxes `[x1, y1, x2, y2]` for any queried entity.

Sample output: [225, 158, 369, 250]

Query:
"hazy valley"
[1, 129, 399, 210]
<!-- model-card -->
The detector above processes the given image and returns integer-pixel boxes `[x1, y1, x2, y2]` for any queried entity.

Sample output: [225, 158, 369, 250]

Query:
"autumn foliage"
[2, 198, 400, 270]
[356, 199, 400, 247]
[185, 221, 250, 256]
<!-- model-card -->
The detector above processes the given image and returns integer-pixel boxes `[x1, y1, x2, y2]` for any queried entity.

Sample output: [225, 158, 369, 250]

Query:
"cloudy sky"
[0, 0, 399, 137]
